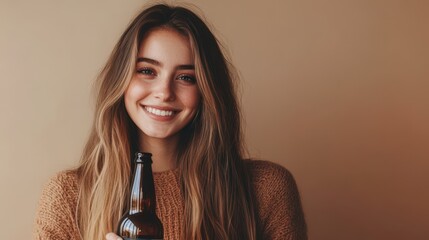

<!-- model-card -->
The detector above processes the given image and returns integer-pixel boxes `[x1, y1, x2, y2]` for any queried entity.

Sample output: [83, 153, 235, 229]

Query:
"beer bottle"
[117, 152, 164, 240]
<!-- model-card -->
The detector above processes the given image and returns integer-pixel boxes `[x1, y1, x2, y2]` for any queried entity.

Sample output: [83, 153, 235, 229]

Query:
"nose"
[153, 76, 175, 102]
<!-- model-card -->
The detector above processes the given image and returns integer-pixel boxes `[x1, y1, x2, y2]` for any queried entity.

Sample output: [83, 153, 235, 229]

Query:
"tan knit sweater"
[33, 160, 307, 240]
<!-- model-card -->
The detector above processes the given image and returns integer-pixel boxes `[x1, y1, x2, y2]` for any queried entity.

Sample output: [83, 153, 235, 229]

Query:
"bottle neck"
[129, 160, 157, 215]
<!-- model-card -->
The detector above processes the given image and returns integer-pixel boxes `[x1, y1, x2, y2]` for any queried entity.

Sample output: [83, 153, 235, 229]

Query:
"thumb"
[105, 232, 122, 240]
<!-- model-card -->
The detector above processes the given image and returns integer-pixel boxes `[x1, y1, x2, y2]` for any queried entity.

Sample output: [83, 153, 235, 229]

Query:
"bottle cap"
[135, 152, 153, 164]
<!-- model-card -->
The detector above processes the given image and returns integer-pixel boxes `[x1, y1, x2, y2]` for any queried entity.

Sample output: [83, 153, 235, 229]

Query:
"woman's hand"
[106, 232, 122, 240]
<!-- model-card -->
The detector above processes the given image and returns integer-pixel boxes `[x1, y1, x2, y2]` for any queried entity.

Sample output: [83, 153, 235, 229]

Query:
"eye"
[177, 74, 196, 84]
[136, 67, 156, 76]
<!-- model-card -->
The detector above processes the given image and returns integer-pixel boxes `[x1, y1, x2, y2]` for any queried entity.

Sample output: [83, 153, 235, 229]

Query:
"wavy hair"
[76, 3, 258, 239]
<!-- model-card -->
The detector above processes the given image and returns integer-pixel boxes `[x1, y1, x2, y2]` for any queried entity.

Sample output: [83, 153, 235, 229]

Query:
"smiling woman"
[32, 3, 307, 240]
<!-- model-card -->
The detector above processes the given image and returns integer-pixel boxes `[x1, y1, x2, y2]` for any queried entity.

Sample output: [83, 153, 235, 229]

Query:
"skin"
[107, 28, 200, 239]
[124, 28, 200, 172]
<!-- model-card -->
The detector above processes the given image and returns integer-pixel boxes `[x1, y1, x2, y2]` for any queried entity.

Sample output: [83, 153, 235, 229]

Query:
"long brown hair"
[76, 3, 258, 239]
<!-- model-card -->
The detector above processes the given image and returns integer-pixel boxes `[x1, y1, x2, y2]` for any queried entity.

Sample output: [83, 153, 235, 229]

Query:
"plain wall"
[1, 0, 428, 239]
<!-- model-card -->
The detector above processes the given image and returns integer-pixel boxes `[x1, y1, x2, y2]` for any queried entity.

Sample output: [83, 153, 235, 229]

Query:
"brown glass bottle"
[117, 152, 164, 240]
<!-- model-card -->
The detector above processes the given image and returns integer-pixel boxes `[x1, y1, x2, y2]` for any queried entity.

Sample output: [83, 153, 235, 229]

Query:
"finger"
[105, 232, 122, 240]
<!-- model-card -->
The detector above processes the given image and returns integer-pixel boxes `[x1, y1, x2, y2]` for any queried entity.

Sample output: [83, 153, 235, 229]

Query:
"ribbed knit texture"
[33, 160, 307, 240]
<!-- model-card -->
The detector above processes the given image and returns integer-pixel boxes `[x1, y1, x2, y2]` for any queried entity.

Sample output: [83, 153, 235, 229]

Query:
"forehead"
[138, 28, 194, 64]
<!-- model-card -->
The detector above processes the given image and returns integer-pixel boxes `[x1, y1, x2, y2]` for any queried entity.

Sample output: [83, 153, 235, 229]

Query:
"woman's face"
[125, 28, 200, 142]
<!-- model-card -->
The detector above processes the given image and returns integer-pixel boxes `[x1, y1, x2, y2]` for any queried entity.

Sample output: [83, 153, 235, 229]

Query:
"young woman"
[33, 3, 307, 240]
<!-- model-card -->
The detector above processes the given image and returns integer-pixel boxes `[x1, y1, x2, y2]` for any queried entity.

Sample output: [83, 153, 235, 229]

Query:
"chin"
[142, 130, 178, 140]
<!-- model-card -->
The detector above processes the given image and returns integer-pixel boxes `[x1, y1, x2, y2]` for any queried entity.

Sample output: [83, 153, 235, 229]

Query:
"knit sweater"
[33, 160, 307, 240]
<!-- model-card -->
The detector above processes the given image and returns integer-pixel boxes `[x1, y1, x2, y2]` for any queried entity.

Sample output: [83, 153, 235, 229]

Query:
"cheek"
[182, 89, 201, 109]
[125, 80, 146, 103]
[124, 81, 144, 117]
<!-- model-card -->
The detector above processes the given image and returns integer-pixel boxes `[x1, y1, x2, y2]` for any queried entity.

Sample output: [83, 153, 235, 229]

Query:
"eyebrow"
[137, 57, 195, 70]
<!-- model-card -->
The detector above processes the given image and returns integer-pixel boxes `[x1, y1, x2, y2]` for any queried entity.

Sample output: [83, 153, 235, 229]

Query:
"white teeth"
[145, 106, 174, 116]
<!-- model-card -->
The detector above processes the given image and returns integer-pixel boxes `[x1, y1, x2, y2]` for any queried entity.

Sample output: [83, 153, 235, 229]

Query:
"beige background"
[1, 0, 428, 239]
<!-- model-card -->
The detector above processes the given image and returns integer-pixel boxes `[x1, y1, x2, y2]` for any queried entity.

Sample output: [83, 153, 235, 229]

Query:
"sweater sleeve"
[33, 171, 80, 240]
[250, 160, 307, 240]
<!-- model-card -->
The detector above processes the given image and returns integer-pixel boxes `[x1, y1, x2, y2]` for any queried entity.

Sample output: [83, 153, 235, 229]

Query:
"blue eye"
[137, 68, 155, 75]
[177, 74, 196, 84]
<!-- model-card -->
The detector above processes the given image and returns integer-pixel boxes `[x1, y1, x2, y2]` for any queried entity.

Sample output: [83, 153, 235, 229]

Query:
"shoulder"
[244, 159, 299, 203]
[45, 170, 79, 191]
[37, 169, 79, 213]
[33, 170, 80, 240]
[245, 159, 296, 190]
[244, 159, 307, 239]
[245, 159, 292, 177]
[42, 170, 79, 203]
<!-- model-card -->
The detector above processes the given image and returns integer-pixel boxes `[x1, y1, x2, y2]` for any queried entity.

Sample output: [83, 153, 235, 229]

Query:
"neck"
[139, 134, 178, 172]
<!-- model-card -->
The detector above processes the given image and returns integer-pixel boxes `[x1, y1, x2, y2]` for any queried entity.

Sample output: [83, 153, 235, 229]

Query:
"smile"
[144, 106, 175, 117]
